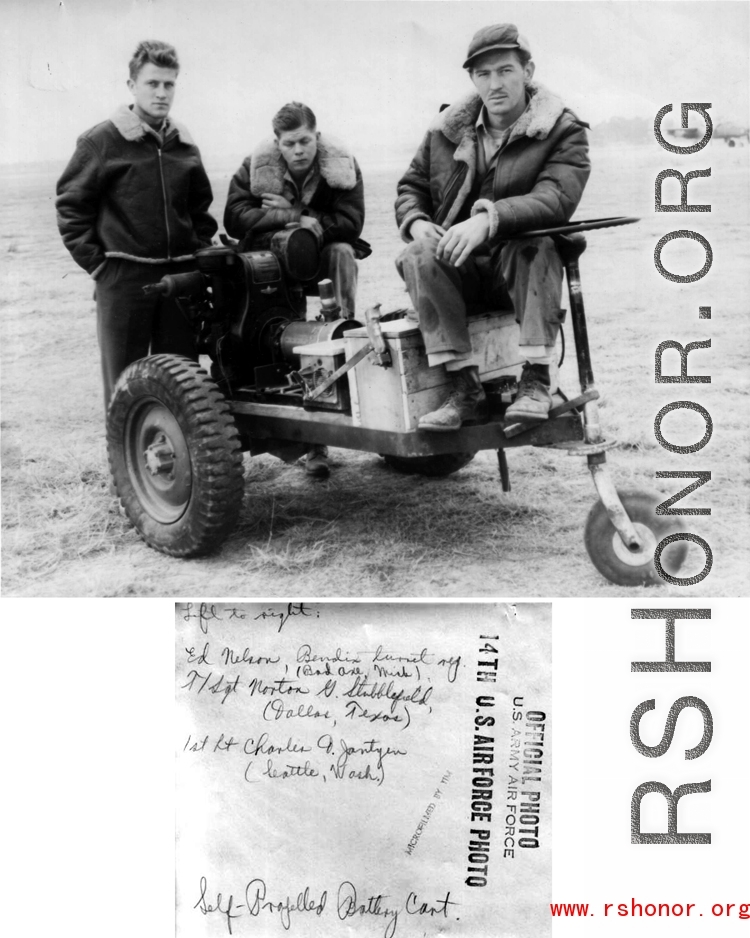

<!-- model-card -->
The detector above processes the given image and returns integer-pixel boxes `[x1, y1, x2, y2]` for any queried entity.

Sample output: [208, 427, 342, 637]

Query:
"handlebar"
[515, 216, 640, 239]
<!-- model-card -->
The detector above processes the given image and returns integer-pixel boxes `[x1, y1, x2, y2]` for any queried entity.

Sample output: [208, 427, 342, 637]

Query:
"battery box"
[343, 313, 523, 431]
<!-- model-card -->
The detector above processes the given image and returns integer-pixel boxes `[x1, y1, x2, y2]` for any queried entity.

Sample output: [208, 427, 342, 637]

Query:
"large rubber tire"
[584, 490, 688, 587]
[107, 354, 245, 557]
[382, 452, 475, 477]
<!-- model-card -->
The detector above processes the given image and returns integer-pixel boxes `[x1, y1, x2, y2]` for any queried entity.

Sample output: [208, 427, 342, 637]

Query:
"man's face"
[128, 63, 177, 125]
[276, 125, 320, 178]
[470, 50, 534, 124]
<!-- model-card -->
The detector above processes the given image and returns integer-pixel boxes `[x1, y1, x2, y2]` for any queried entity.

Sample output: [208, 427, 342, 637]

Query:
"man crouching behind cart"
[225, 102, 368, 477]
[395, 24, 590, 431]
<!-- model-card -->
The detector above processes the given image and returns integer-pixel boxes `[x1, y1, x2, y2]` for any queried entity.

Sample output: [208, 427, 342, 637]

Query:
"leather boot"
[418, 365, 488, 432]
[504, 363, 553, 423]
[304, 444, 330, 478]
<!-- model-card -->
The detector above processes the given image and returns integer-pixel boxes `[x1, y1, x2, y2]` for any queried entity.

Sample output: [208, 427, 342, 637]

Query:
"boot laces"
[518, 374, 550, 400]
[442, 388, 466, 408]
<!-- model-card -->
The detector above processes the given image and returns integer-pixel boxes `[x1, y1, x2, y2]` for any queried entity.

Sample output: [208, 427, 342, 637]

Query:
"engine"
[143, 226, 361, 398]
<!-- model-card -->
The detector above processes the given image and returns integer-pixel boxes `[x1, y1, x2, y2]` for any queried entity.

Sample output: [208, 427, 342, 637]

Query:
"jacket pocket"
[91, 257, 109, 281]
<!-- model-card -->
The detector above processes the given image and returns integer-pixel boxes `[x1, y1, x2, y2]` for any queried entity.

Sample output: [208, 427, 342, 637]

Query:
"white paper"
[176, 601, 551, 938]
[553, 598, 750, 936]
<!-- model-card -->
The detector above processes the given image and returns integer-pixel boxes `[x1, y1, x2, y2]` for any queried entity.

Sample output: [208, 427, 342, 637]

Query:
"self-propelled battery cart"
[106, 217, 687, 585]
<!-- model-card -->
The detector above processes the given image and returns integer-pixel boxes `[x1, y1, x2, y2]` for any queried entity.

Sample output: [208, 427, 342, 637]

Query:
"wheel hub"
[124, 399, 192, 524]
[144, 433, 176, 476]
[611, 521, 657, 566]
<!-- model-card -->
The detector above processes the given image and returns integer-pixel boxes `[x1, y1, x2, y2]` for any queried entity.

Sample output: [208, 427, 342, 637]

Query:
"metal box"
[344, 313, 523, 431]
[293, 339, 350, 411]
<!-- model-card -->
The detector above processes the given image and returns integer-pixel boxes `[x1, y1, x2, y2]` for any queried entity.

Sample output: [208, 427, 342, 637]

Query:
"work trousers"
[396, 236, 565, 356]
[94, 257, 198, 411]
[305, 242, 358, 318]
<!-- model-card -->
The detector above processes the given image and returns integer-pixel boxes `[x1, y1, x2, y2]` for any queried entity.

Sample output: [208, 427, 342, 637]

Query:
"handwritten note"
[176, 603, 551, 937]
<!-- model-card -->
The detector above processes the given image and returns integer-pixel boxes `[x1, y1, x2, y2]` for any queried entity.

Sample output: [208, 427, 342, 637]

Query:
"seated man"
[395, 23, 590, 430]
[225, 101, 367, 477]
[225, 101, 366, 319]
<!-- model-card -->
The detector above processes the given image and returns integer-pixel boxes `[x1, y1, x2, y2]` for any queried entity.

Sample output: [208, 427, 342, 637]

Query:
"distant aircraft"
[666, 121, 748, 146]
[714, 121, 749, 146]
[666, 127, 701, 141]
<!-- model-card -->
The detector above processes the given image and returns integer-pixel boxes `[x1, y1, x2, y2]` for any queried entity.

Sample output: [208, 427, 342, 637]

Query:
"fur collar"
[109, 104, 194, 145]
[249, 134, 357, 197]
[427, 83, 570, 231]
[434, 83, 567, 146]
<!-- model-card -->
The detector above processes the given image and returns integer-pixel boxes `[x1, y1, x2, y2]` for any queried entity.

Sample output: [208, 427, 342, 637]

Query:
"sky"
[1, 0, 748, 167]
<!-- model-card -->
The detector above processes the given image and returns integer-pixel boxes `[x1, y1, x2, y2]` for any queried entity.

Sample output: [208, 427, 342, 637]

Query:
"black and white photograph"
[1, 6, 749, 932]
[2, 0, 748, 597]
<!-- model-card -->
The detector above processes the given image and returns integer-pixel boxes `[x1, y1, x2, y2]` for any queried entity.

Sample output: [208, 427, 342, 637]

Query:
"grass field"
[1, 142, 748, 597]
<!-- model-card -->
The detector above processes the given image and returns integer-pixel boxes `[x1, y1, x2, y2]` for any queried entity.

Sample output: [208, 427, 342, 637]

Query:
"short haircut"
[470, 47, 532, 73]
[272, 102, 317, 137]
[128, 40, 180, 80]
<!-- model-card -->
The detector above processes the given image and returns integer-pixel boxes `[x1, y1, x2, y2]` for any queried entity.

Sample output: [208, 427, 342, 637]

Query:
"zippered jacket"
[395, 84, 590, 242]
[224, 134, 365, 247]
[56, 105, 217, 277]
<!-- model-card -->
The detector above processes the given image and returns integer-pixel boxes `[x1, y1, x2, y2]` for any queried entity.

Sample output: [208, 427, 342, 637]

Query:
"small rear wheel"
[584, 490, 688, 586]
[107, 354, 244, 557]
[382, 452, 475, 477]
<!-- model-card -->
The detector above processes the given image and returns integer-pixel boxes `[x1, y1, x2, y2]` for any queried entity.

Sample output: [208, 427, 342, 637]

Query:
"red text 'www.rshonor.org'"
[550, 900, 750, 919]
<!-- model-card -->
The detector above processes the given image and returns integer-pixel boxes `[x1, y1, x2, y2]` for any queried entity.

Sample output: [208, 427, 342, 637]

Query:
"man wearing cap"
[395, 24, 590, 429]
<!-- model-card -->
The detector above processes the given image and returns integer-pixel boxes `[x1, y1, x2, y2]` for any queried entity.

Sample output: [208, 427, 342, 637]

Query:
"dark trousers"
[305, 242, 358, 317]
[94, 257, 198, 410]
[396, 236, 565, 356]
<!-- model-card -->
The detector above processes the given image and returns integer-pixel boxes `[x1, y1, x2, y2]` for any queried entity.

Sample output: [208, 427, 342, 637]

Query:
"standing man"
[56, 40, 217, 412]
[395, 24, 590, 430]
[224, 101, 367, 321]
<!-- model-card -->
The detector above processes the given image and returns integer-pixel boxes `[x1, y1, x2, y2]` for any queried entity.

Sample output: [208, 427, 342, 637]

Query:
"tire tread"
[107, 354, 244, 557]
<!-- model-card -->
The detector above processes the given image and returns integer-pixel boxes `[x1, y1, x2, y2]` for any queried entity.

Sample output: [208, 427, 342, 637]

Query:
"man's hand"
[298, 214, 324, 239]
[409, 219, 446, 242]
[436, 213, 490, 267]
[261, 192, 293, 211]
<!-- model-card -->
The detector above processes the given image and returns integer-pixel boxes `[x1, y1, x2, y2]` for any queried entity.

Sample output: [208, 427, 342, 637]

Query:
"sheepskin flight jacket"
[395, 84, 591, 242]
[224, 134, 365, 247]
[56, 105, 217, 277]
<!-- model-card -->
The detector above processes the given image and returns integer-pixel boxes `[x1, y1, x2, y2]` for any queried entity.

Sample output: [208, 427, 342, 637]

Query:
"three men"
[56, 40, 217, 411]
[224, 101, 366, 320]
[57, 24, 589, 475]
[395, 24, 591, 430]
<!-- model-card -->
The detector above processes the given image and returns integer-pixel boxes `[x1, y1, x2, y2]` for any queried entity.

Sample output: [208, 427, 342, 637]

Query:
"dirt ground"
[1, 143, 748, 597]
